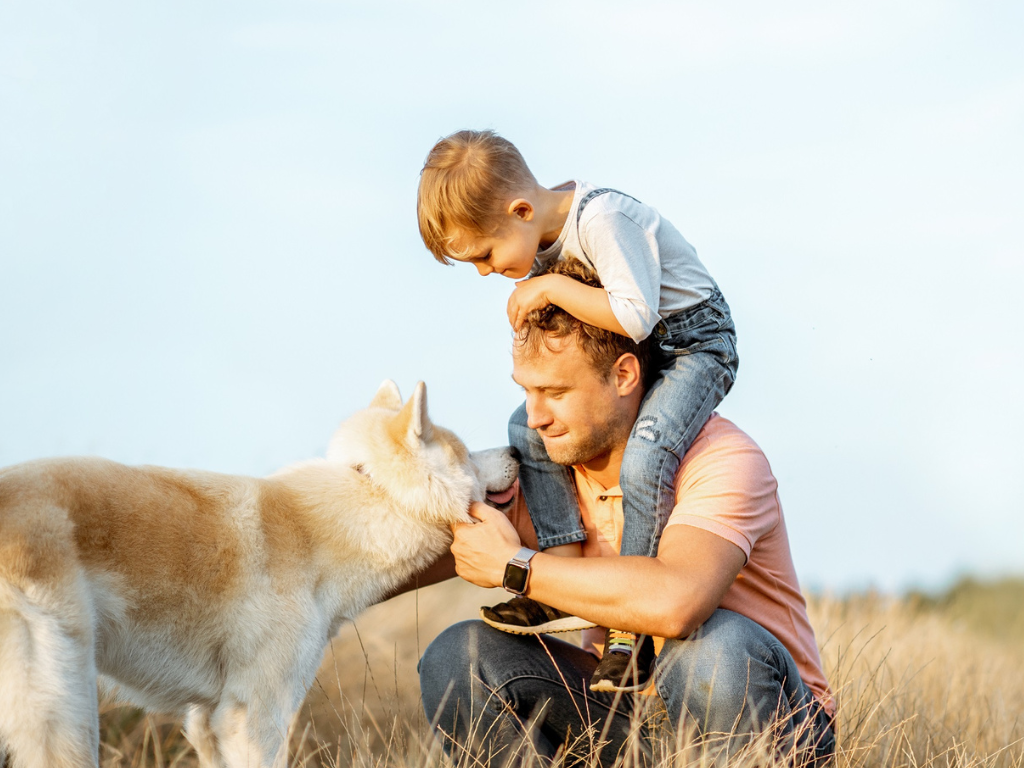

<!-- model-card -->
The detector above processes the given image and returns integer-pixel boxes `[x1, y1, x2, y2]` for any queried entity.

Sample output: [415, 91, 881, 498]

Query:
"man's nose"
[525, 403, 551, 430]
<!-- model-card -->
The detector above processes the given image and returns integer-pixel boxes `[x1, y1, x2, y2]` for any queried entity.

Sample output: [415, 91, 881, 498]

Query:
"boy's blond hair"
[418, 130, 537, 264]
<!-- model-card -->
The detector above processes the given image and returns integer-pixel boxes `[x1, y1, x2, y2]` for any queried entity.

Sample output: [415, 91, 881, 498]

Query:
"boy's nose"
[475, 263, 493, 276]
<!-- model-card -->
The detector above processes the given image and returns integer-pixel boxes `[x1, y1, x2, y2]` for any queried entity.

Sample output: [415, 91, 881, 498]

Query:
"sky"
[1, 0, 1022, 593]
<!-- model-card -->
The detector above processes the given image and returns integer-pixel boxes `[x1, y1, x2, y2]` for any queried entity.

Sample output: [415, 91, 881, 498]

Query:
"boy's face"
[448, 205, 540, 279]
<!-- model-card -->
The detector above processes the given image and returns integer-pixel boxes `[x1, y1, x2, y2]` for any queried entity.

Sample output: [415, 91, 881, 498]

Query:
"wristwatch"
[502, 547, 538, 595]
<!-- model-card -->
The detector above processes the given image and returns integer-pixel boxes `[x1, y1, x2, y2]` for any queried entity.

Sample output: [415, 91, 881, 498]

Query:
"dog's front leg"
[184, 706, 222, 768]
[212, 697, 291, 768]
[210, 613, 326, 767]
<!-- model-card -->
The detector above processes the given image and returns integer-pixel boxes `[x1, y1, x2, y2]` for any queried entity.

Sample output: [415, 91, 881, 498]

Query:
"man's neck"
[575, 444, 626, 491]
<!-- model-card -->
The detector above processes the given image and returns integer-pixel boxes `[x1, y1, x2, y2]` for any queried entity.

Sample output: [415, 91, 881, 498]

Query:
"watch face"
[503, 563, 529, 594]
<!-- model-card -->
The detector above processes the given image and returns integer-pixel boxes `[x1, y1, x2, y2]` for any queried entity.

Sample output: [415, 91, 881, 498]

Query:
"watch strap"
[502, 547, 537, 595]
[509, 547, 537, 567]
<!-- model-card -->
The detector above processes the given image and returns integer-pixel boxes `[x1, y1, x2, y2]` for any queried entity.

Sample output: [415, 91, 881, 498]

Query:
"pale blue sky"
[2, 1, 1022, 591]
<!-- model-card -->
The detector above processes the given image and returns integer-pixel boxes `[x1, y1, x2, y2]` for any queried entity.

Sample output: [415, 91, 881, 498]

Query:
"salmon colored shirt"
[568, 413, 833, 713]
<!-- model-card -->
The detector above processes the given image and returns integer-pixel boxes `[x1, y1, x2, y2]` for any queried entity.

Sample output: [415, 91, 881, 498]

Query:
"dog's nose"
[509, 446, 521, 462]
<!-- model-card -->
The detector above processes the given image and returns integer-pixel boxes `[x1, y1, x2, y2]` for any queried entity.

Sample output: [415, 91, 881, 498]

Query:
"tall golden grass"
[74, 578, 1024, 767]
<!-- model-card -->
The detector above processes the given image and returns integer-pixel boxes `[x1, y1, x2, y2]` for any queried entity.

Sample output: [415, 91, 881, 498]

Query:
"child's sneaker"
[480, 596, 597, 635]
[589, 629, 655, 692]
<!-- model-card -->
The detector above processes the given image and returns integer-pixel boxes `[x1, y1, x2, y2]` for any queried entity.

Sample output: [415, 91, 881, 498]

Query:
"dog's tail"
[0, 578, 100, 768]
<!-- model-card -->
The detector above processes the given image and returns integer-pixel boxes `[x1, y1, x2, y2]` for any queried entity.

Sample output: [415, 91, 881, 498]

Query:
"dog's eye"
[353, 464, 366, 474]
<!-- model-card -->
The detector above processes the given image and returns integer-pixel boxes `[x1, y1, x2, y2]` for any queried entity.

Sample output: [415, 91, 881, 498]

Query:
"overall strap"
[574, 187, 642, 270]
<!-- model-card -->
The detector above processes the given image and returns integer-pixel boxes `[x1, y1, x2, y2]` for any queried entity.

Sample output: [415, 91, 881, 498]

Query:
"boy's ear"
[507, 198, 534, 221]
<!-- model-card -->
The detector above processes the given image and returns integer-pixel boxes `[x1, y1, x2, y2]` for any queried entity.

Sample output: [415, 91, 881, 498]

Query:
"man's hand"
[451, 502, 524, 589]
[507, 274, 560, 331]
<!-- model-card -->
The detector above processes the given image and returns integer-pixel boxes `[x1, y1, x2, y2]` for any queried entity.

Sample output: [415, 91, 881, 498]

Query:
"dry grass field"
[46, 577, 1024, 767]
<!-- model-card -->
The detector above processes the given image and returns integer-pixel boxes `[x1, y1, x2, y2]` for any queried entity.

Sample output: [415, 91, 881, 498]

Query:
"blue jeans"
[419, 610, 835, 766]
[509, 288, 739, 554]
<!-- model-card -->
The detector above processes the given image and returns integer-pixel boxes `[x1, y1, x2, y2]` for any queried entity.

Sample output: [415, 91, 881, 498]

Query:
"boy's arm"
[508, 274, 629, 337]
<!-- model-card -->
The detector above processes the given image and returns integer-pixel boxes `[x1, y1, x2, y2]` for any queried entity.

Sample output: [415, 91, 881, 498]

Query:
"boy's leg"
[478, 406, 593, 637]
[618, 343, 736, 557]
[419, 620, 645, 767]
[508, 401, 586, 549]
[654, 609, 835, 767]
[592, 293, 738, 693]
[619, 293, 739, 558]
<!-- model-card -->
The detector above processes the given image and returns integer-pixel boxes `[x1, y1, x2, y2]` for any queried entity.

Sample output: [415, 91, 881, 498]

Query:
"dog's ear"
[391, 381, 433, 445]
[409, 381, 432, 441]
[370, 380, 402, 411]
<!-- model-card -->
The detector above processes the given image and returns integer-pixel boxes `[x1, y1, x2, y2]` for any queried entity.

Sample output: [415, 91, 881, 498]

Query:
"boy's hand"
[508, 273, 629, 337]
[507, 275, 558, 331]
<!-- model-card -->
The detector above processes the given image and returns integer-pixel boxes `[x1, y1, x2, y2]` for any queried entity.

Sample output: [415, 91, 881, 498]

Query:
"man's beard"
[541, 409, 633, 466]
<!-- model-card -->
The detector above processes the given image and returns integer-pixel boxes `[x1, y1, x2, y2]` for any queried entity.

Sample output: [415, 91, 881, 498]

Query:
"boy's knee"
[619, 435, 661, 466]
[509, 401, 529, 426]
[508, 402, 530, 441]
[508, 402, 549, 461]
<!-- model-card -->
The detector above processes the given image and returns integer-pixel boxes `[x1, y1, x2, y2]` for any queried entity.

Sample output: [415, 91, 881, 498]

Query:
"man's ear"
[507, 198, 535, 221]
[612, 353, 643, 397]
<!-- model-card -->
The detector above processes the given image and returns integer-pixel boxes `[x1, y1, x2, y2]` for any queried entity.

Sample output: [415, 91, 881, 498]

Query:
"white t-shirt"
[532, 181, 717, 343]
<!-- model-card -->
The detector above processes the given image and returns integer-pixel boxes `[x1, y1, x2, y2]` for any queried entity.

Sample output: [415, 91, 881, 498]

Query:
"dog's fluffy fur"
[0, 381, 518, 768]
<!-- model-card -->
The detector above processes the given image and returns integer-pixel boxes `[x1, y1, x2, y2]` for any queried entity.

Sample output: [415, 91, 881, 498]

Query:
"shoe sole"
[479, 610, 597, 635]
[588, 678, 653, 693]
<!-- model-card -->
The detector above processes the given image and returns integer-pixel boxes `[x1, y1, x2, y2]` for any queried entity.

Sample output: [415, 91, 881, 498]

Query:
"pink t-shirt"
[571, 413, 833, 713]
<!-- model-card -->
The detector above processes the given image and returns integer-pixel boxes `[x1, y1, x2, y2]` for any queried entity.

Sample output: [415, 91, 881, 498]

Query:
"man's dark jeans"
[419, 609, 835, 766]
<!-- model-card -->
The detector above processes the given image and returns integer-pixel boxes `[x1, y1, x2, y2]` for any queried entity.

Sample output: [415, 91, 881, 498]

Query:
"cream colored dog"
[0, 381, 518, 768]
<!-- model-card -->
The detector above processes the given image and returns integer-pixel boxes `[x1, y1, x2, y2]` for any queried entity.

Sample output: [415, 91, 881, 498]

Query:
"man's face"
[512, 335, 634, 466]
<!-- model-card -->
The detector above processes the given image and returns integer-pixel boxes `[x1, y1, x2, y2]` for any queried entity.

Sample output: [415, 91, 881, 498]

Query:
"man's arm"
[379, 497, 541, 603]
[378, 549, 458, 602]
[452, 502, 745, 638]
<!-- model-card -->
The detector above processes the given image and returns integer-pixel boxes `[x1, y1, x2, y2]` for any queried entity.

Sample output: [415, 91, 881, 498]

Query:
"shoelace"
[607, 629, 637, 655]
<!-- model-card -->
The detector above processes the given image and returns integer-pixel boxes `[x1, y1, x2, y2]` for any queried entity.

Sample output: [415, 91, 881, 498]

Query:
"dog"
[0, 380, 518, 768]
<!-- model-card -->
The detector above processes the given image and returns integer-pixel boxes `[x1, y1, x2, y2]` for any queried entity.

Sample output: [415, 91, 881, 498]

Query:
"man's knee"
[419, 620, 479, 718]
[654, 610, 781, 732]
[420, 621, 542, 716]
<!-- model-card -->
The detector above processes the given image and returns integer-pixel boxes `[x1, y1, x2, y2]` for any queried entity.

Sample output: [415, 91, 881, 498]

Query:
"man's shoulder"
[677, 414, 771, 483]
[666, 414, 781, 553]
[691, 413, 762, 452]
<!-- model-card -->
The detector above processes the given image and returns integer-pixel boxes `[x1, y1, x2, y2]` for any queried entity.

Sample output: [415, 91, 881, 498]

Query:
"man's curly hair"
[514, 258, 653, 385]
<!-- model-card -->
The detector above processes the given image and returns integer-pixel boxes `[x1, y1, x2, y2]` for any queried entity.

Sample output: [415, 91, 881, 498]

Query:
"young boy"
[417, 129, 739, 692]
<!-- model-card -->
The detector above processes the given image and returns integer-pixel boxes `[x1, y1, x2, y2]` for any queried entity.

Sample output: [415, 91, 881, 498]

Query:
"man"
[417, 262, 835, 766]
